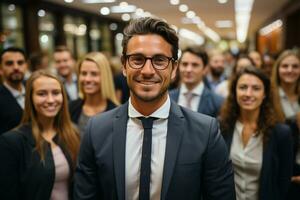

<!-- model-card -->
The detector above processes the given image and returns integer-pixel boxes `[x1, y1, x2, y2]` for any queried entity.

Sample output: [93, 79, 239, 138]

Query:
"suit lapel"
[197, 87, 209, 113]
[112, 103, 128, 200]
[161, 102, 185, 199]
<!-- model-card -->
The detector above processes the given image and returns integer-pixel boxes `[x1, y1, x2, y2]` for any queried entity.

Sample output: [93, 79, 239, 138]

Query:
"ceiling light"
[82, 0, 116, 3]
[235, 0, 254, 43]
[179, 29, 205, 45]
[64, 0, 74, 3]
[218, 0, 228, 4]
[121, 13, 131, 21]
[259, 19, 283, 35]
[119, 1, 128, 7]
[111, 5, 136, 13]
[109, 23, 118, 31]
[170, 0, 180, 5]
[40, 35, 49, 43]
[186, 11, 196, 18]
[215, 20, 233, 28]
[8, 4, 15, 11]
[38, 9, 46, 17]
[100, 7, 110, 15]
[135, 8, 144, 16]
[116, 33, 124, 41]
[179, 4, 188, 12]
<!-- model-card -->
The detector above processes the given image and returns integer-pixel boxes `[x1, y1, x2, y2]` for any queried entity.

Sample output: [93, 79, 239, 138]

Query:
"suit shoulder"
[0, 128, 26, 149]
[169, 89, 179, 99]
[271, 123, 292, 139]
[180, 105, 217, 126]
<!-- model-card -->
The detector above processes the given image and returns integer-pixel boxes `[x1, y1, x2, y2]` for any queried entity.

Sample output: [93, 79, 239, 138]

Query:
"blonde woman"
[69, 52, 119, 136]
[271, 50, 300, 199]
[0, 70, 80, 200]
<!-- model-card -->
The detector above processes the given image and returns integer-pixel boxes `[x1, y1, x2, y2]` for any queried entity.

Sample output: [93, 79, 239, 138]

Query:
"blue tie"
[138, 117, 156, 200]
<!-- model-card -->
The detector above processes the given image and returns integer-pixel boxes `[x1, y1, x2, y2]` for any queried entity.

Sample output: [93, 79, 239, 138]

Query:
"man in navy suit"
[74, 17, 235, 200]
[0, 47, 27, 134]
[170, 47, 224, 117]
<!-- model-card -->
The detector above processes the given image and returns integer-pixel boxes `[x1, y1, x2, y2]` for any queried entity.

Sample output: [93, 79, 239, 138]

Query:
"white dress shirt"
[3, 82, 25, 109]
[125, 96, 170, 200]
[178, 82, 204, 112]
[230, 121, 263, 200]
[279, 87, 300, 119]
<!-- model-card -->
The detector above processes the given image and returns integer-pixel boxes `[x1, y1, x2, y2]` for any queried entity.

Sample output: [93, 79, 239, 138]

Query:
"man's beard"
[210, 67, 224, 78]
[8, 72, 24, 84]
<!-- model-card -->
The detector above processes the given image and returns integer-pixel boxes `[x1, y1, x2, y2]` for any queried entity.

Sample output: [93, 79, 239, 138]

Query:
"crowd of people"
[0, 17, 299, 200]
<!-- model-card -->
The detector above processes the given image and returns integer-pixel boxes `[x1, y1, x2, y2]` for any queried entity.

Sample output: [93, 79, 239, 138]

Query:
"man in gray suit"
[169, 47, 224, 118]
[74, 17, 235, 200]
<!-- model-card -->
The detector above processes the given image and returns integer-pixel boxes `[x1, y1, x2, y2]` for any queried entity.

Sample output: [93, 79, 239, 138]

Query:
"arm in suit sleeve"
[73, 117, 100, 200]
[276, 125, 293, 199]
[0, 135, 20, 200]
[202, 118, 236, 200]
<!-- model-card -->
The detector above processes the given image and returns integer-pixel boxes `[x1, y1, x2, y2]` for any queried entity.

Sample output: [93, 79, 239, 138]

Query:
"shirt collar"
[59, 72, 77, 83]
[3, 82, 25, 98]
[128, 95, 171, 119]
[278, 87, 287, 99]
[180, 82, 204, 96]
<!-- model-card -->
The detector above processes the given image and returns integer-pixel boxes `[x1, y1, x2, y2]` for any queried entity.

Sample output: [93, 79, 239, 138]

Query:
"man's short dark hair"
[54, 45, 73, 58]
[122, 17, 179, 60]
[0, 47, 27, 63]
[181, 47, 209, 66]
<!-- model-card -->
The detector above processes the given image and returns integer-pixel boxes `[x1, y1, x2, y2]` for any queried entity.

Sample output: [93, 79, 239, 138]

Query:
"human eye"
[36, 91, 47, 96]
[52, 89, 62, 96]
[4, 61, 13, 66]
[153, 55, 168, 66]
[238, 84, 247, 90]
[130, 55, 145, 65]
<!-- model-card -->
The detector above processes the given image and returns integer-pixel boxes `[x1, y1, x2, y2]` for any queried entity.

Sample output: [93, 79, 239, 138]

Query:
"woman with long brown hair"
[220, 66, 293, 200]
[69, 52, 119, 136]
[0, 70, 80, 200]
[271, 50, 300, 199]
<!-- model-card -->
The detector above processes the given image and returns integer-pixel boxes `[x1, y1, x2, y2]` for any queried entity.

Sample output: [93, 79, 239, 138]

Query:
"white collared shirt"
[61, 73, 78, 101]
[125, 96, 170, 200]
[3, 82, 25, 109]
[230, 121, 263, 200]
[278, 87, 300, 119]
[178, 82, 204, 112]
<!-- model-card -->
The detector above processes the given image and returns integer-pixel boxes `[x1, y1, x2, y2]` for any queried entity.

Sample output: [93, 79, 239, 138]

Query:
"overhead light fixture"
[235, 0, 254, 43]
[218, 0, 228, 4]
[259, 19, 283, 35]
[186, 11, 196, 18]
[170, 0, 180, 5]
[179, 29, 205, 45]
[197, 24, 220, 42]
[111, 5, 136, 13]
[121, 13, 131, 21]
[82, 0, 115, 3]
[215, 20, 233, 28]
[64, 0, 74, 3]
[8, 4, 16, 11]
[100, 7, 110, 15]
[179, 4, 188, 12]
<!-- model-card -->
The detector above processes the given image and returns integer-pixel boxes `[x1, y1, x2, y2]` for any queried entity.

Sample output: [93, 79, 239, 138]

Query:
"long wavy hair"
[77, 52, 119, 105]
[271, 50, 300, 122]
[21, 70, 80, 163]
[220, 66, 280, 144]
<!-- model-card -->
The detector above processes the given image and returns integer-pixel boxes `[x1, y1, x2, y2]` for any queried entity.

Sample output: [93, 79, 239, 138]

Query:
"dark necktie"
[138, 117, 156, 200]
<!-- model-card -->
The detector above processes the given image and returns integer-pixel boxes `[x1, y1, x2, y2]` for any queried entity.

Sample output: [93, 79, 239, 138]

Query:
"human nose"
[245, 88, 253, 96]
[140, 58, 155, 75]
[46, 93, 55, 103]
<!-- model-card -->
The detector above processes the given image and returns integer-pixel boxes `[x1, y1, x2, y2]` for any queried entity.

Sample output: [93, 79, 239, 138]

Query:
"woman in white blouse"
[220, 66, 293, 200]
[271, 50, 300, 199]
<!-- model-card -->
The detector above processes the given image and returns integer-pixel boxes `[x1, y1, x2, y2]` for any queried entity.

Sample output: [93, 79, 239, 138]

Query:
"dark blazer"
[74, 101, 235, 200]
[222, 123, 293, 200]
[0, 124, 75, 200]
[69, 98, 117, 124]
[169, 86, 224, 118]
[0, 85, 23, 134]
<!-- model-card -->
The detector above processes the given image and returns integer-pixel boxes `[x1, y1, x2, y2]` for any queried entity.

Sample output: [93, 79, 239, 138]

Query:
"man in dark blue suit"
[170, 47, 224, 117]
[74, 17, 235, 200]
[0, 47, 27, 134]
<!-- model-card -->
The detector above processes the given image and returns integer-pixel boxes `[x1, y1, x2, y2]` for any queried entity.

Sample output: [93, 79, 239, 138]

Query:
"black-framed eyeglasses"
[125, 54, 175, 70]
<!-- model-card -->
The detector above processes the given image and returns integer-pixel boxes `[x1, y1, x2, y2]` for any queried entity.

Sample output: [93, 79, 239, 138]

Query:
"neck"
[131, 93, 168, 116]
[239, 109, 260, 124]
[85, 93, 105, 106]
[5, 80, 23, 92]
[281, 82, 297, 96]
[185, 81, 202, 91]
[39, 117, 55, 134]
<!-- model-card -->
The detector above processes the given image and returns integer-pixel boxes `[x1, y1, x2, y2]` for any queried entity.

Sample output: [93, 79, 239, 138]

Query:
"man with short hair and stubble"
[0, 47, 27, 134]
[74, 17, 235, 200]
[170, 47, 224, 118]
[53, 46, 78, 101]
[205, 50, 226, 91]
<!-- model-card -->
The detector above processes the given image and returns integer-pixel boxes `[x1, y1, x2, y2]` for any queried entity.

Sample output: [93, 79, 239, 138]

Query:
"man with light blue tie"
[74, 17, 235, 200]
[169, 47, 224, 118]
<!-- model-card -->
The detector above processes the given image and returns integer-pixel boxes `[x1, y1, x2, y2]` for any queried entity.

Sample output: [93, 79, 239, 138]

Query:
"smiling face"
[236, 74, 265, 113]
[32, 76, 63, 121]
[278, 55, 300, 85]
[79, 60, 101, 96]
[179, 51, 205, 89]
[53, 51, 74, 78]
[123, 34, 177, 105]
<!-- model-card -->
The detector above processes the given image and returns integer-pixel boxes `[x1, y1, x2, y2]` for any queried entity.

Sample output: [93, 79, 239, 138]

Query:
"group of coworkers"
[0, 17, 299, 200]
